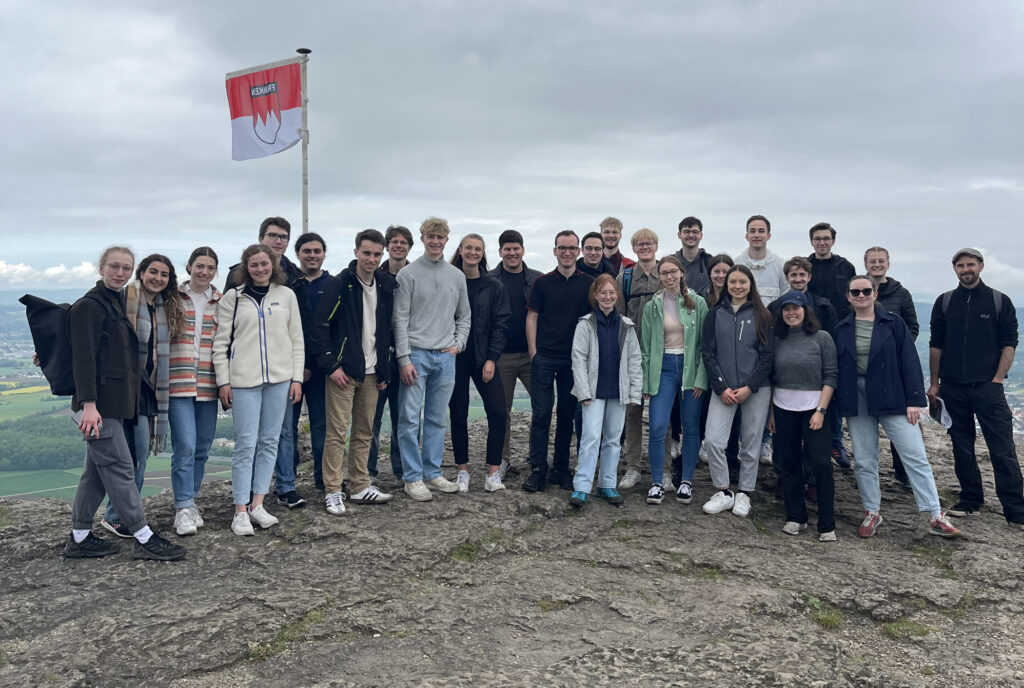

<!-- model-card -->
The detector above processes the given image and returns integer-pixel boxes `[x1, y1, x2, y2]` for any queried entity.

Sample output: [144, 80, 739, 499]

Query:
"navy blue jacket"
[834, 305, 925, 417]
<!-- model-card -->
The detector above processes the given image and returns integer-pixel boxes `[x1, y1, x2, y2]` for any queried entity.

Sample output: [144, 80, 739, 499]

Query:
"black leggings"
[449, 351, 506, 467]
[772, 405, 835, 533]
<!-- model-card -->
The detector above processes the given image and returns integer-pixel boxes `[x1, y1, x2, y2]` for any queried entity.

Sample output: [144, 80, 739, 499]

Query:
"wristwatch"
[816, 407, 827, 415]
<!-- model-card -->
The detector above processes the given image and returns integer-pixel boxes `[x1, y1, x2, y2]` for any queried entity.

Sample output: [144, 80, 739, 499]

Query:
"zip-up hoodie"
[672, 248, 712, 295]
[212, 283, 305, 388]
[570, 312, 643, 407]
[701, 299, 774, 395]
[929, 280, 1018, 384]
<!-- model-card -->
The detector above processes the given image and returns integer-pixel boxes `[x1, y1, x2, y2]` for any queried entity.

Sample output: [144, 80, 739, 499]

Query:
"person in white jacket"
[569, 274, 642, 507]
[213, 245, 304, 536]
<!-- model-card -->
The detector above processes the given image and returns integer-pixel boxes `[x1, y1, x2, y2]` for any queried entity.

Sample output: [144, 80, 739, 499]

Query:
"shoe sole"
[732, 509, 750, 518]
[232, 528, 255, 536]
[175, 527, 197, 536]
[325, 508, 347, 516]
[676, 496, 692, 504]
[404, 489, 433, 501]
[484, 484, 507, 492]
[569, 499, 586, 507]
[945, 510, 977, 518]
[929, 529, 961, 538]
[131, 546, 186, 562]
[646, 497, 664, 505]
[278, 500, 307, 509]
[426, 483, 460, 493]
[703, 505, 733, 515]
[64, 546, 119, 558]
[858, 515, 883, 538]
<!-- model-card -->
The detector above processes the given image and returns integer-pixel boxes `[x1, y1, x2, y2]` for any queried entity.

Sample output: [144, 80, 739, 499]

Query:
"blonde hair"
[630, 228, 658, 247]
[419, 217, 450, 237]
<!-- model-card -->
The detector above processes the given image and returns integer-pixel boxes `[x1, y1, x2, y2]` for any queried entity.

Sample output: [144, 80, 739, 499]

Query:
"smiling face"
[727, 270, 751, 303]
[954, 256, 983, 288]
[387, 234, 410, 262]
[864, 250, 889, 280]
[678, 225, 702, 249]
[847, 277, 877, 312]
[782, 302, 805, 327]
[422, 231, 449, 260]
[188, 255, 217, 292]
[658, 262, 681, 291]
[499, 242, 523, 271]
[260, 224, 290, 258]
[786, 267, 810, 293]
[99, 251, 134, 291]
[354, 239, 384, 278]
[582, 236, 605, 268]
[297, 240, 325, 275]
[595, 282, 618, 312]
[810, 229, 834, 258]
[247, 250, 274, 287]
[553, 236, 579, 269]
[140, 261, 171, 297]
[745, 219, 770, 250]
[601, 225, 621, 251]
[633, 237, 657, 264]
[710, 262, 730, 290]
[459, 237, 485, 269]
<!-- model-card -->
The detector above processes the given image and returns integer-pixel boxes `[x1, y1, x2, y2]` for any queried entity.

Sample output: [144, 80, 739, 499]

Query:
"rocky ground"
[1, 413, 1023, 688]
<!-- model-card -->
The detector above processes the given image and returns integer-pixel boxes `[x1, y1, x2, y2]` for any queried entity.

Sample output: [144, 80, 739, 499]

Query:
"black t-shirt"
[498, 269, 528, 353]
[528, 269, 594, 359]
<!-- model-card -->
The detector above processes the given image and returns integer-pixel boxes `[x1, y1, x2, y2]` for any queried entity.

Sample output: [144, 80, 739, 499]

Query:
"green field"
[0, 389, 68, 421]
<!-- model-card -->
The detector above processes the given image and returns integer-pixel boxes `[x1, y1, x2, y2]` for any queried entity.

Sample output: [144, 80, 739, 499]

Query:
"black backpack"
[19, 292, 117, 397]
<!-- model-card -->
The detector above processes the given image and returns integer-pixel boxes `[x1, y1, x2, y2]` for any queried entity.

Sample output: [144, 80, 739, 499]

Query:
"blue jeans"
[574, 399, 626, 493]
[274, 401, 298, 496]
[846, 376, 941, 516]
[369, 356, 403, 479]
[648, 354, 701, 486]
[232, 381, 290, 505]
[397, 348, 456, 483]
[292, 369, 327, 485]
[168, 396, 217, 508]
[528, 353, 577, 476]
[104, 414, 149, 524]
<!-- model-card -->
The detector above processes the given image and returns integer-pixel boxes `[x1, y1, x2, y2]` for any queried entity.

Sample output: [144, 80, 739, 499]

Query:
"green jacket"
[640, 289, 708, 396]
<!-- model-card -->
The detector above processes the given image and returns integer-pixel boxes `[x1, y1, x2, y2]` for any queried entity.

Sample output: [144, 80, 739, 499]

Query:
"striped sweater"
[169, 282, 222, 400]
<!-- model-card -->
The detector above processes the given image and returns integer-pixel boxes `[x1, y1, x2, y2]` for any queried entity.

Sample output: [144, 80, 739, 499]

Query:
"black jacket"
[876, 277, 919, 340]
[701, 299, 774, 394]
[835, 305, 925, 417]
[309, 262, 398, 383]
[70, 282, 139, 419]
[576, 256, 616, 278]
[929, 280, 1018, 384]
[488, 262, 542, 303]
[768, 292, 838, 335]
[807, 254, 856, 320]
[465, 274, 511, 370]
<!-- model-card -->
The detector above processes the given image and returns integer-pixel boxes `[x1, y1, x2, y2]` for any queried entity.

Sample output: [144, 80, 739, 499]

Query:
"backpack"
[19, 292, 117, 396]
[940, 288, 1003, 318]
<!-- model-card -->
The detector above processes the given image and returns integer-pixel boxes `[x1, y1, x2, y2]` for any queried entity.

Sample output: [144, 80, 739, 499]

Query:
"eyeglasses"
[104, 263, 133, 273]
[659, 269, 680, 277]
[555, 246, 579, 253]
[680, 230, 701, 236]
[265, 232, 289, 242]
[848, 288, 874, 297]
[634, 242, 656, 249]
[582, 246, 604, 252]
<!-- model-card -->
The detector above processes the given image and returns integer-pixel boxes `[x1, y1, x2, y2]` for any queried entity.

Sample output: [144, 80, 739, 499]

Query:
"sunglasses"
[848, 288, 874, 297]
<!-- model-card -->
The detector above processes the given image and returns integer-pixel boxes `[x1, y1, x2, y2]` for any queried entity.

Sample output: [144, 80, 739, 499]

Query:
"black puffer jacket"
[70, 282, 140, 419]
[465, 274, 511, 370]
[875, 277, 919, 340]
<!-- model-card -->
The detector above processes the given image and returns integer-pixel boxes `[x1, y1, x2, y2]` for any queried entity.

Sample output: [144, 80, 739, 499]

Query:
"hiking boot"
[858, 511, 883, 538]
[819, 530, 837, 542]
[521, 470, 547, 493]
[569, 490, 588, 507]
[831, 447, 851, 469]
[131, 533, 186, 561]
[732, 492, 751, 518]
[64, 532, 120, 558]
[325, 492, 347, 515]
[702, 490, 734, 515]
[100, 519, 133, 539]
[759, 442, 773, 466]
[247, 505, 279, 529]
[782, 521, 807, 536]
[426, 476, 460, 493]
[596, 488, 624, 505]
[231, 512, 255, 536]
[676, 481, 693, 504]
[276, 490, 306, 509]
[349, 485, 392, 504]
[484, 472, 507, 492]
[946, 503, 979, 518]
[646, 484, 665, 505]
[929, 514, 962, 538]
[618, 468, 641, 489]
[404, 480, 433, 501]
[457, 470, 470, 494]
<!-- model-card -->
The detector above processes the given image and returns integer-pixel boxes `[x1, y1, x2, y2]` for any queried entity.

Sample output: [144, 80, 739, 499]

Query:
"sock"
[930, 511, 942, 520]
[133, 526, 153, 544]
[72, 529, 90, 543]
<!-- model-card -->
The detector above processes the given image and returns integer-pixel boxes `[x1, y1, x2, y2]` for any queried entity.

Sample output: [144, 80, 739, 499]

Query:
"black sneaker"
[64, 532, 120, 558]
[100, 519, 133, 538]
[552, 471, 574, 491]
[522, 470, 547, 493]
[277, 490, 307, 509]
[131, 533, 186, 561]
[946, 503, 980, 518]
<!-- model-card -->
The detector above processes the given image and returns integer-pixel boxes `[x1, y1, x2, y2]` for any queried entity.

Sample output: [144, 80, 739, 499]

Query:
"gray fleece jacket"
[570, 312, 643, 407]
[392, 255, 471, 366]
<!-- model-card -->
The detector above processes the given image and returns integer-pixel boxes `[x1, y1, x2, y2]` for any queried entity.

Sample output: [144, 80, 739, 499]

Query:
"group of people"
[62, 213, 1024, 561]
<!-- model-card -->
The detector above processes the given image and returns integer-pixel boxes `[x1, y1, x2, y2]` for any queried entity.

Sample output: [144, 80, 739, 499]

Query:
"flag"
[225, 57, 303, 161]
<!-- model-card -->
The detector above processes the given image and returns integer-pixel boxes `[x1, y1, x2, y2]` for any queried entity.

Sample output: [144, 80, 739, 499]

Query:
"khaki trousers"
[497, 352, 532, 462]
[324, 373, 378, 494]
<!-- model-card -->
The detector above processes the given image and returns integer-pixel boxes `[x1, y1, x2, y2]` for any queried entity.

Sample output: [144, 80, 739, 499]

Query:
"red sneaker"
[929, 514, 962, 538]
[858, 511, 883, 538]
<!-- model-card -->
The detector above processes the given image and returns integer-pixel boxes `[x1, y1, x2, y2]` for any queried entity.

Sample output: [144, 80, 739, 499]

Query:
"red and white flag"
[225, 57, 303, 161]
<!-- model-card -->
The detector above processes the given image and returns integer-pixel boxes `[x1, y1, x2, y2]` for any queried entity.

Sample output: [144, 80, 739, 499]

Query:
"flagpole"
[297, 48, 311, 234]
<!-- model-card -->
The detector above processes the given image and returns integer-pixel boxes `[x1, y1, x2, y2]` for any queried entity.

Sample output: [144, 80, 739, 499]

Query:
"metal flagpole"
[297, 48, 311, 234]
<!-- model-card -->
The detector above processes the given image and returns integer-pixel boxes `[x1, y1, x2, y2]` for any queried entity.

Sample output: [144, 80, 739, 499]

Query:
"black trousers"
[449, 351, 507, 467]
[772, 406, 835, 533]
[528, 354, 577, 475]
[941, 381, 1024, 523]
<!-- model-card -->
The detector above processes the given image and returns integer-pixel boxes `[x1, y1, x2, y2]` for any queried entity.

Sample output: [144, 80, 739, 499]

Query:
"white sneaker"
[231, 511, 254, 536]
[618, 468, 642, 490]
[819, 530, 838, 542]
[189, 505, 205, 528]
[325, 491, 347, 515]
[349, 485, 392, 504]
[782, 521, 807, 536]
[404, 480, 433, 501]
[426, 476, 460, 493]
[457, 470, 470, 494]
[484, 472, 507, 492]
[174, 508, 197, 536]
[247, 504, 279, 529]
[698, 442, 708, 464]
[732, 492, 751, 518]
[759, 442, 773, 466]
[497, 460, 511, 480]
[702, 490, 734, 515]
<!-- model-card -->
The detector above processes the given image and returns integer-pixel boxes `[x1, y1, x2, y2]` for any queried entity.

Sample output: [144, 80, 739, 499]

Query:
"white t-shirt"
[359, 276, 378, 373]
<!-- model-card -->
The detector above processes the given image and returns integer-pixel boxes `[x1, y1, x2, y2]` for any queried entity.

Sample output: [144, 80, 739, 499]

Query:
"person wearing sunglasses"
[834, 276, 960, 539]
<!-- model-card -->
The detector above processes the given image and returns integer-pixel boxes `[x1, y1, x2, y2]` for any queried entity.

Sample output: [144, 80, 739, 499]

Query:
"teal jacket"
[640, 289, 708, 396]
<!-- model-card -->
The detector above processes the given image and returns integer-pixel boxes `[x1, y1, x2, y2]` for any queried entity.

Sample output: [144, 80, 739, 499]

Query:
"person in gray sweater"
[392, 217, 471, 502]
[768, 291, 838, 541]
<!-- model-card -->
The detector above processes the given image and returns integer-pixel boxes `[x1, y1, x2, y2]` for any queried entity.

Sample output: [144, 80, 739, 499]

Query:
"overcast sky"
[2, 1, 1023, 298]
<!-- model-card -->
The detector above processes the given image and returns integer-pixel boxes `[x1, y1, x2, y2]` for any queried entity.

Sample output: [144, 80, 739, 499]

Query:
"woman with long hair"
[640, 256, 708, 505]
[64, 246, 185, 560]
[835, 276, 960, 539]
[101, 253, 185, 537]
[448, 234, 511, 492]
[700, 254, 735, 308]
[700, 264, 774, 518]
[769, 291, 838, 541]
[568, 275, 642, 507]
[213, 245, 305, 536]
[168, 247, 221, 536]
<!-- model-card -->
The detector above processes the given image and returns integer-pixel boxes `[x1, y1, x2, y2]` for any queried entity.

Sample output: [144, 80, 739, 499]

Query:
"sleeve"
[820, 301, 839, 335]
[453, 277, 472, 353]
[211, 289, 236, 386]
[285, 288, 305, 382]
[625, 326, 643, 404]
[747, 330, 775, 393]
[487, 281, 510, 363]
[615, 272, 626, 315]
[928, 295, 946, 350]
[392, 272, 412, 367]
[701, 310, 727, 395]
[997, 292, 1019, 349]
[639, 299, 654, 395]
[69, 298, 103, 404]
[309, 278, 342, 374]
[899, 288, 920, 341]
[896, 317, 926, 407]
[693, 296, 709, 391]
[570, 322, 593, 402]
[527, 276, 545, 313]
[820, 332, 838, 390]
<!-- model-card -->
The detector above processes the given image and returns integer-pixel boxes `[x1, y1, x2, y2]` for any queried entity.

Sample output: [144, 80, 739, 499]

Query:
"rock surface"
[1, 413, 1023, 687]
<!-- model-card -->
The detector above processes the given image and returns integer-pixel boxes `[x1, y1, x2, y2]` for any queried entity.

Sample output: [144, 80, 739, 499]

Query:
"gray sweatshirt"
[770, 329, 838, 391]
[392, 255, 471, 366]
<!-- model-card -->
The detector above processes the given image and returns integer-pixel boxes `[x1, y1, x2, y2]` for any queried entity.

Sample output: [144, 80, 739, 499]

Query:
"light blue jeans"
[397, 348, 456, 483]
[104, 414, 149, 524]
[168, 396, 218, 509]
[647, 353, 702, 486]
[231, 381, 290, 505]
[573, 399, 626, 493]
[846, 376, 941, 516]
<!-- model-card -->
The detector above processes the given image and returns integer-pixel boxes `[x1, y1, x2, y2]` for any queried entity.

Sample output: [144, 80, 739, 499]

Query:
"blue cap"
[779, 291, 810, 308]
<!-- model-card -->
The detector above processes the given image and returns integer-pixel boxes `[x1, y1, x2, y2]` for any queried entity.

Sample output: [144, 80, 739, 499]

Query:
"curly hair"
[230, 245, 288, 288]
[136, 254, 185, 337]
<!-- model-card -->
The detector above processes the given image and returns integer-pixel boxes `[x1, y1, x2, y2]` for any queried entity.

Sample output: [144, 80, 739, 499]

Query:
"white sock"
[930, 511, 942, 520]
[133, 526, 153, 544]
[72, 529, 90, 543]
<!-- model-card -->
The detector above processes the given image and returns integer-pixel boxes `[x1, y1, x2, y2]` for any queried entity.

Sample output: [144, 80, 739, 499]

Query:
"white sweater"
[212, 284, 305, 388]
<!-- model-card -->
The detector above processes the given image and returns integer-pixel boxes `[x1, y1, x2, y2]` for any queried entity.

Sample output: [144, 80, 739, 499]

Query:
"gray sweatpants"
[705, 387, 772, 492]
[71, 417, 148, 533]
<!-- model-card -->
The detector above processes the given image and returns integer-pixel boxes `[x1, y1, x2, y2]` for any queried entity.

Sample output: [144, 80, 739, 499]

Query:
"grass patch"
[911, 544, 956, 578]
[803, 595, 843, 629]
[248, 604, 330, 661]
[751, 519, 770, 534]
[666, 553, 725, 579]
[450, 528, 504, 562]
[0, 505, 14, 527]
[562, 508, 581, 517]
[920, 666, 936, 676]
[537, 599, 567, 612]
[610, 519, 632, 529]
[881, 618, 931, 639]
[944, 592, 977, 620]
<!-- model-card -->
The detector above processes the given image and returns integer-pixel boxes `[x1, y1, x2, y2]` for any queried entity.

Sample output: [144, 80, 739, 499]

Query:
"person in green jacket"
[640, 256, 708, 505]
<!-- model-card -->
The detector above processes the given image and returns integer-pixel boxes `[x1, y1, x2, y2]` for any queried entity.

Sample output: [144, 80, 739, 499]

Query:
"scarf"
[125, 282, 170, 454]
